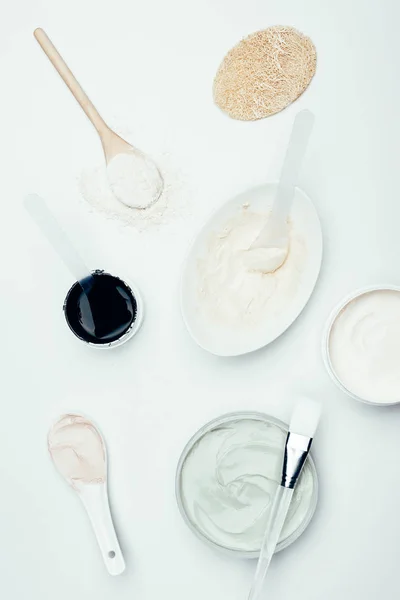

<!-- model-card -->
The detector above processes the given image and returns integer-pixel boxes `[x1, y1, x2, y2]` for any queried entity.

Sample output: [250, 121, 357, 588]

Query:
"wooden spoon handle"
[34, 28, 109, 135]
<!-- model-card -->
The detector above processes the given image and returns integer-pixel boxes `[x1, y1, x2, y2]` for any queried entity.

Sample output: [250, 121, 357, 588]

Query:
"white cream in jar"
[328, 288, 400, 404]
[177, 415, 316, 554]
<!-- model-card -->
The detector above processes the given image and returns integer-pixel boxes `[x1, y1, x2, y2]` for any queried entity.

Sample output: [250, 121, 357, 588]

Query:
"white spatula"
[246, 110, 314, 273]
[24, 193, 97, 335]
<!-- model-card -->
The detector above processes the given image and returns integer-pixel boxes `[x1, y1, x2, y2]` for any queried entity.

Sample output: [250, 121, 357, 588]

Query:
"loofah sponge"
[213, 26, 317, 121]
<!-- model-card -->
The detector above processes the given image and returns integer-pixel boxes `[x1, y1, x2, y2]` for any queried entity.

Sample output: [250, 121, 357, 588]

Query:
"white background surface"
[1, 1, 399, 598]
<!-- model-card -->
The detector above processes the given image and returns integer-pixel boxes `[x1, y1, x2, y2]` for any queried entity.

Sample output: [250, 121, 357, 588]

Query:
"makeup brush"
[248, 398, 321, 600]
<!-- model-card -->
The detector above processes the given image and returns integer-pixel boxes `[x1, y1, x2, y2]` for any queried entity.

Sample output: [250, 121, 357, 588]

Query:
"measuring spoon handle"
[34, 28, 109, 136]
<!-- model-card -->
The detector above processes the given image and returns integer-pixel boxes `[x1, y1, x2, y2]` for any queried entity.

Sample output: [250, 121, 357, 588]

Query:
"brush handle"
[34, 28, 109, 136]
[248, 486, 293, 600]
[79, 483, 125, 576]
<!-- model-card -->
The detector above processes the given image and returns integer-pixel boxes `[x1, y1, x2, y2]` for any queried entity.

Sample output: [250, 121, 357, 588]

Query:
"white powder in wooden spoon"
[79, 152, 187, 231]
[213, 26, 317, 121]
[107, 152, 163, 209]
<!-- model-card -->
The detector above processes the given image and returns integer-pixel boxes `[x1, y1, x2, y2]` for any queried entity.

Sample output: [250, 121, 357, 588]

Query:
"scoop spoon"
[245, 110, 314, 273]
[48, 414, 125, 576]
[34, 28, 163, 209]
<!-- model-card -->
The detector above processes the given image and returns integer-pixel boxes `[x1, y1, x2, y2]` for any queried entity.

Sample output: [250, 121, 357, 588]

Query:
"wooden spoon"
[34, 28, 163, 209]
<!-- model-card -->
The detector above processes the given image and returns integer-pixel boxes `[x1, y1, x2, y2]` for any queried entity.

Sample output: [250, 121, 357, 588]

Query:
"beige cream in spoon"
[48, 414, 125, 575]
[34, 28, 163, 209]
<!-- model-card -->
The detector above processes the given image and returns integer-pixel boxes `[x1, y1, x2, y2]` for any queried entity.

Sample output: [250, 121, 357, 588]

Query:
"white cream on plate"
[179, 418, 315, 553]
[328, 289, 400, 404]
[197, 205, 307, 327]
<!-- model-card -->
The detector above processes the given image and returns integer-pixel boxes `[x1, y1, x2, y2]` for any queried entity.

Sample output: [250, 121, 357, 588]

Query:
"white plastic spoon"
[34, 28, 163, 209]
[48, 414, 125, 576]
[245, 110, 314, 273]
[78, 482, 125, 575]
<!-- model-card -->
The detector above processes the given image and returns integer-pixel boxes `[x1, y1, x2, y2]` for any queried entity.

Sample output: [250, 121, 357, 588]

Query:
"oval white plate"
[181, 183, 323, 356]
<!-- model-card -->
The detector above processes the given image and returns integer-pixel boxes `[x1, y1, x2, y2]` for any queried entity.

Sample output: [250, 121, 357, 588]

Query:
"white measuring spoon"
[34, 28, 163, 209]
[48, 414, 125, 576]
[245, 110, 314, 273]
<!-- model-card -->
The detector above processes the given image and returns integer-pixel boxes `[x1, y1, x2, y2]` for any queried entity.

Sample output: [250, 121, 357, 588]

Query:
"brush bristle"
[289, 398, 321, 438]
